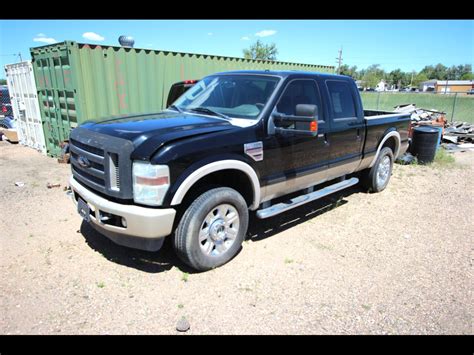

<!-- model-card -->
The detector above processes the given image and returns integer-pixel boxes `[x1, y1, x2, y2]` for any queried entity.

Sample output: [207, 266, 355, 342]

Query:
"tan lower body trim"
[260, 159, 360, 203]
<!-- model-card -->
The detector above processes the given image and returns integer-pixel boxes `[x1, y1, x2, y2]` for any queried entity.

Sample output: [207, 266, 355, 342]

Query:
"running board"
[256, 177, 359, 219]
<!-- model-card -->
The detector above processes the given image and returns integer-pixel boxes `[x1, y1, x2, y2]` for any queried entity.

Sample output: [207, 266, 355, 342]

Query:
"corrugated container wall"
[31, 41, 335, 157]
[5, 61, 47, 154]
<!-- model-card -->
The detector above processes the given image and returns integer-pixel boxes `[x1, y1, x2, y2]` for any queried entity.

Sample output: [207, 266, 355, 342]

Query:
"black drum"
[410, 126, 439, 164]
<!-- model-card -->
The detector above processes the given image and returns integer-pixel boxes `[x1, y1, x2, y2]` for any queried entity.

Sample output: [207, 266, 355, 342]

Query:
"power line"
[0, 53, 23, 62]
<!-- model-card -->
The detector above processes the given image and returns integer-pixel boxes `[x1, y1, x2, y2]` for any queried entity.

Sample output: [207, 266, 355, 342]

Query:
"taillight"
[184, 80, 196, 84]
[2, 106, 6, 113]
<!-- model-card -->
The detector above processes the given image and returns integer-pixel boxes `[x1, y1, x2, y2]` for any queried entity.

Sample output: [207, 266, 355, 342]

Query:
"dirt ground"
[0, 140, 472, 335]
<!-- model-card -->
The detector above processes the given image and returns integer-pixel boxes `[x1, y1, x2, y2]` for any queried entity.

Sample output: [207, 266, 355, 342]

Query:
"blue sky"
[0, 20, 472, 78]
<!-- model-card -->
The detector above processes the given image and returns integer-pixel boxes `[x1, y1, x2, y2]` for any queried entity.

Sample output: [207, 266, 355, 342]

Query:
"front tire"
[361, 146, 394, 193]
[173, 187, 249, 271]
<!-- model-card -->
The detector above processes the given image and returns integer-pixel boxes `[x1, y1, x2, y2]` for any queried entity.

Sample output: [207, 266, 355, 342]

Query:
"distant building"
[420, 80, 474, 93]
[375, 79, 387, 92]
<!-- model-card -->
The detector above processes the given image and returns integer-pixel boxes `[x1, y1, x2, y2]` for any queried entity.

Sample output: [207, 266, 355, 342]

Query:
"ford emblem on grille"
[77, 156, 91, 168]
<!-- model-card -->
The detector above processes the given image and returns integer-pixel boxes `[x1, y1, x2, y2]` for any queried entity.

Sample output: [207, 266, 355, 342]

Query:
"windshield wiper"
[168, 104, 183, 113]
[187, 107, 230, 120]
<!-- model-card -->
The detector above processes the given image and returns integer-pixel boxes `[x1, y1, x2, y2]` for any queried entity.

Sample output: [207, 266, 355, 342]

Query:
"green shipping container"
[30, 41, 335, 157]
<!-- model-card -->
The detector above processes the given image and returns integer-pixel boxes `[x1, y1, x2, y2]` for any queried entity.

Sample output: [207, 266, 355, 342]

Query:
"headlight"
[132, 161, 170, 206]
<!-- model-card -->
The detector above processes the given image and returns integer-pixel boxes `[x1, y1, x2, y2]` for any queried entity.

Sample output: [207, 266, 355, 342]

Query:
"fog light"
[121, 217, 127, 228]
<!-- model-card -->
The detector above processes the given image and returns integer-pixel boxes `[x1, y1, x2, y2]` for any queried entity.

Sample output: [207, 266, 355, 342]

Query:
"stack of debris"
[393, 104, 446, 138]
[393, 104, 474, 154]
[442, 121, 474, 152]
[443, 121, 474, 144]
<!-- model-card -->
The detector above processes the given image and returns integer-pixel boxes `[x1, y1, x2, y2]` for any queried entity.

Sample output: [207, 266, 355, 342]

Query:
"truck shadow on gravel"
[80, 185, 363, 273]
[246, 185, 363, 242]
[80, 221, 195, 274]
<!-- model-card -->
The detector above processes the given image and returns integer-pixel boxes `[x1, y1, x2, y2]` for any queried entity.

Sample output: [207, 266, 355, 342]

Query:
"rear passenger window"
[326, 81, 356, 119]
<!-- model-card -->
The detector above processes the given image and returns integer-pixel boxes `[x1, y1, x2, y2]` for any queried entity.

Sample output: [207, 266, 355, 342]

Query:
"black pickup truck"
[69, 70, 410, 271]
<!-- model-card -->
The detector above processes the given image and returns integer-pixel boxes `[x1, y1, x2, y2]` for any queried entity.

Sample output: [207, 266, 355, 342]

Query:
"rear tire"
[173, 187, 249, 271]
[361, 147, 394, 193]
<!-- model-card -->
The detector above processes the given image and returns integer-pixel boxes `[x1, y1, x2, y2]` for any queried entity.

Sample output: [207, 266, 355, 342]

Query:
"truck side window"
[167, 84, 186, 107]
[326, 81, 356, 119]
[276, 80, 321, 117]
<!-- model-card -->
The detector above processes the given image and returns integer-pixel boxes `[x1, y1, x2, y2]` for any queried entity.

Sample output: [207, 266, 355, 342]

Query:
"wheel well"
[179, 169, 254, 209]
[382, 135, 398, 155]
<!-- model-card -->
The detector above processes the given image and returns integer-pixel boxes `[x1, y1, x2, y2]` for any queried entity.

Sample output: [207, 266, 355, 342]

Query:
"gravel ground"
[0, 141, 472, 335]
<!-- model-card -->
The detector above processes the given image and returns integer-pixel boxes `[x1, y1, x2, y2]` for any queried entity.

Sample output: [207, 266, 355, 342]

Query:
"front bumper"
[69, 176, 176, 251]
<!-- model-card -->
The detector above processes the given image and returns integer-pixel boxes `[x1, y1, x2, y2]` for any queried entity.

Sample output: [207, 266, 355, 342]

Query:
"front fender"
[165, 156, 261, 210]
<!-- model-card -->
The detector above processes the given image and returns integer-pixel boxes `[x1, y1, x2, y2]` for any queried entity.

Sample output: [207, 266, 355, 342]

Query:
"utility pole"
[336, 47, 343, 74]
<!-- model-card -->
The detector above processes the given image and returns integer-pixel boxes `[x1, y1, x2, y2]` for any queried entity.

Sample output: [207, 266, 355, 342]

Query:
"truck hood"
[79, 111, 236, 159]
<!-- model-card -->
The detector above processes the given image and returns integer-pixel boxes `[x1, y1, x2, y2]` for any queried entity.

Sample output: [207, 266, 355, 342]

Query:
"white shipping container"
[5, 61, 46, 154]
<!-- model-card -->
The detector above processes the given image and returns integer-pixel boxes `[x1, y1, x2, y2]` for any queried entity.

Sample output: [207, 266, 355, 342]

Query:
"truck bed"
[364, 109, 405, 119]
[360, 110, 411, 168]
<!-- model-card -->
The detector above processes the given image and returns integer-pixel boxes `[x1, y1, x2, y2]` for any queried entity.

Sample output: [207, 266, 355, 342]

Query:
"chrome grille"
[70, 138, 107, 190]
[69, 127, 134, 199]
[70, 138, 104, 157]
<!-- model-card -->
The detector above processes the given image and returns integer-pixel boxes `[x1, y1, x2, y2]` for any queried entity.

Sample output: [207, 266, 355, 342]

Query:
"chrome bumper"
[69, 176, 176, 251]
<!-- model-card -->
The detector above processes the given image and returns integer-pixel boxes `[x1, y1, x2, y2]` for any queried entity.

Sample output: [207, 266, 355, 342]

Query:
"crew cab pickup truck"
[69, 70, 410, 271]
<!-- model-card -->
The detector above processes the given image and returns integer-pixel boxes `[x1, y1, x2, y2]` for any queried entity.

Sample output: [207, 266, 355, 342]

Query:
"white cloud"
[241, 36, 250, 41]
[33, 35, 57, 44]
[82, 32, 105, 41]
[208, 32, 213, 36]
[255, 30, 277, 37]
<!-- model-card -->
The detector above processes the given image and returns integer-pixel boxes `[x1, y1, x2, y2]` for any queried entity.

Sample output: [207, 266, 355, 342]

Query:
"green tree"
[362, 72, 379, 89]
[243, 40, 278, 61]
[339, 64, 349, 75]
[419, 63, 472, 80]
[447, 64, 472, 80]
[339, 65, 358, 78]
[387, 69, 405, 89]
[412, 72, 429, 87]
[361, 64, 385, 89]
[434, 64, 448, 79]
[0, 79, 6, 85]
[419, 65, 434, 79]
[420, 63, 448, 80]
[459, 64, 472, 79]
[401, 71, 414, 88]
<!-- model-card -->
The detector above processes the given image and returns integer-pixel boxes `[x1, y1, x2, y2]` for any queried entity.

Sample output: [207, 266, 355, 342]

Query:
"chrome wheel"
[199, 204, 240, 257]
[376, 155, 391, 187]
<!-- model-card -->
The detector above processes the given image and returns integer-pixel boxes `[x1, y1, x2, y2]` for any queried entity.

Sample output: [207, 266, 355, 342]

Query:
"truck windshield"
[172, 75, 280, 120]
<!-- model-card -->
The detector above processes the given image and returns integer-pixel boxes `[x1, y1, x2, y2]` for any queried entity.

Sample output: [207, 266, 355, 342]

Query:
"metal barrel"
[411, 126, 439, 164]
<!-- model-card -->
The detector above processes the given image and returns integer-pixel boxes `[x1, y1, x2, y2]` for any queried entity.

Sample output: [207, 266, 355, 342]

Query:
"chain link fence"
[360, 92, 474, 123]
